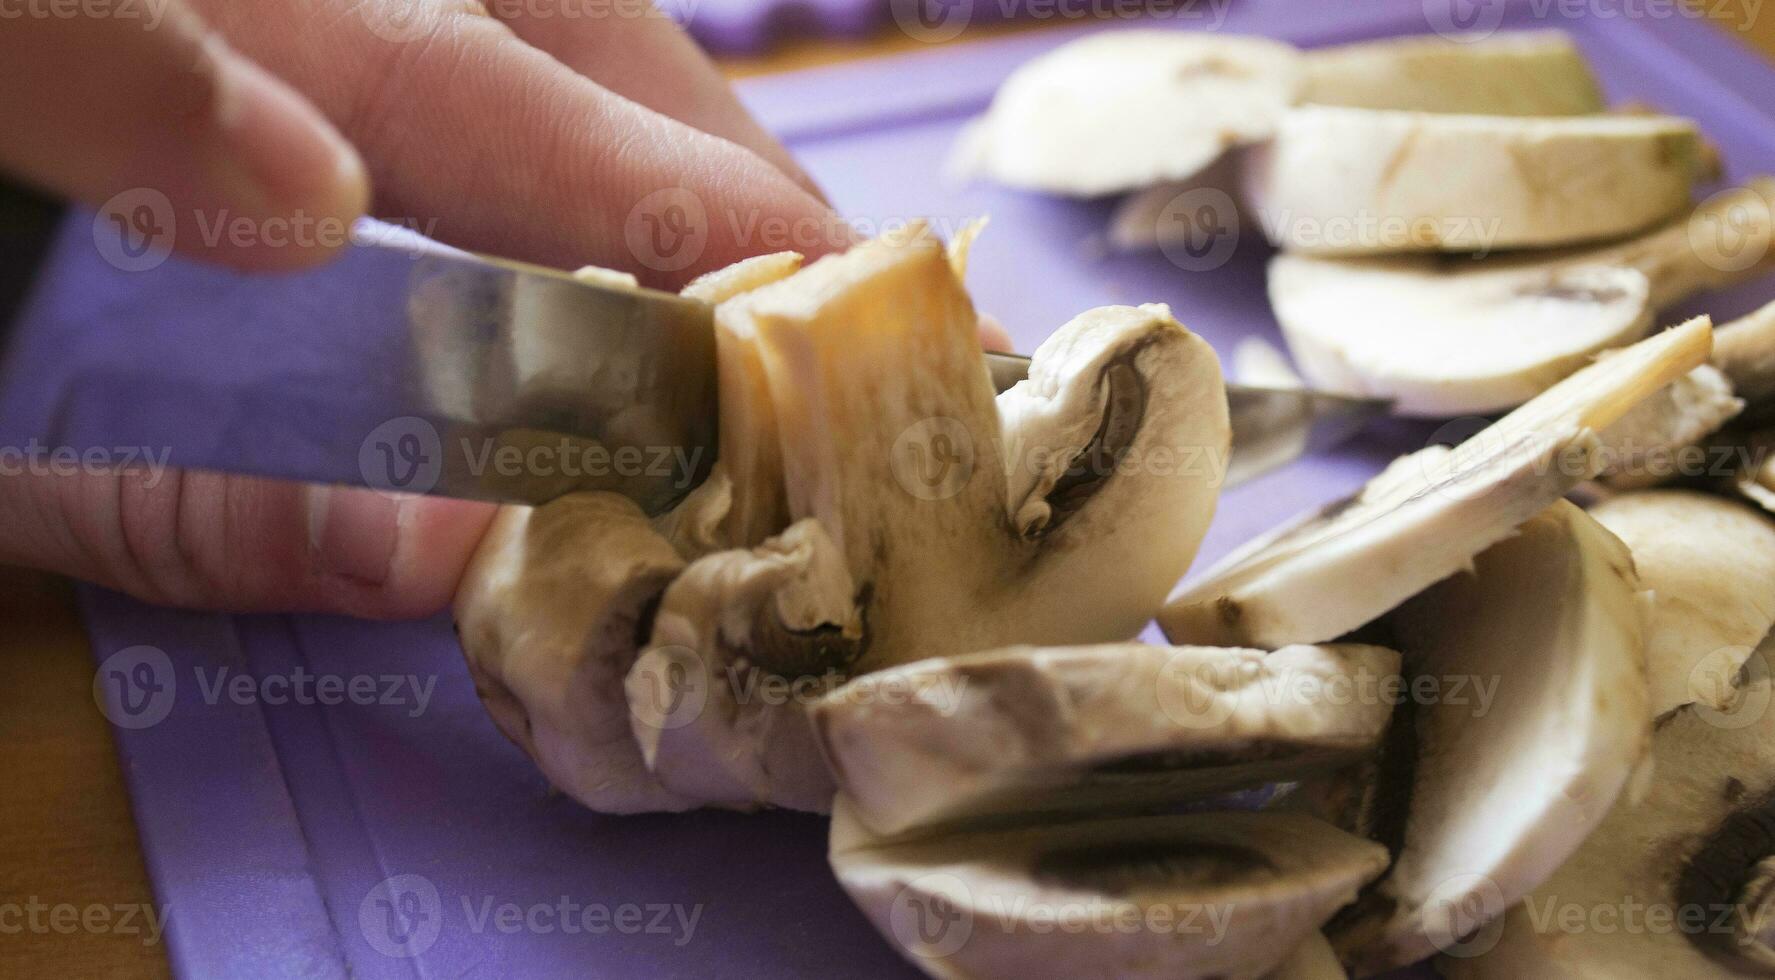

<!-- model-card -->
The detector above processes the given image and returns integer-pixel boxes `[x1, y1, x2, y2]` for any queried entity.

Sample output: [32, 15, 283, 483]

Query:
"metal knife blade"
[0, 215, 1387, 510]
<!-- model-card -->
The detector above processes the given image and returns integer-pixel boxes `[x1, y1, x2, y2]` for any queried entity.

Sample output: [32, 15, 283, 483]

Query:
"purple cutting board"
[66, 3, 1775, 977]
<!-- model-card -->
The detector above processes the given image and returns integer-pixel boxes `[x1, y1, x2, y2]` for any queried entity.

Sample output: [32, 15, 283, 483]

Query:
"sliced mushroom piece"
[830, 801, 1390, 980]
[1596, 363, 1742, 490]
[627, 224, 1230, 810]
[1248, 106, 1700, 254]
[1162, 316, 1709, 648]
[453, 493, 696, 813]
[1268, 179, 1774, 416]
[1590, 490, 1775, 717]
[1714, 298, 1775, 408]
[1302, 30, 1604, 116]
[813, 642, 1401, 837]
[626, 518, 859, 813]
[1440, 636, 1775, 979]
[1324, 499, 1651, 974]
[1104, 152, 1247, 254]
[949, 31, 1302, 196]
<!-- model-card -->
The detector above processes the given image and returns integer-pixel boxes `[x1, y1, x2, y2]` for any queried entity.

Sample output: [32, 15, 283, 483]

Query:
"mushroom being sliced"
[1302, 30, 1604, 116]
[1440, 638, 1775, 979]
[1324, 500, 1651, 974]
[626, 224, 1230, 810]
[1590, 490, 1775, 718]
[453, 493, 696, 813]
[1161, 317, 1709, 648]
[1249, 107, 1700, 254]
[813, 642, 1401, 837]
[830, 801, 1389, 980]
[949, 31, 1301, 196]
[1268, 180, 1774, 416]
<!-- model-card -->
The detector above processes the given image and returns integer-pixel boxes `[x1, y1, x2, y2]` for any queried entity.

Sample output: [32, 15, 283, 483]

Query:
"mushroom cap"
[1327, 500, 1651, 974]
[1302, 30, 1604, 116]
[1250, 107, 1699, 254]
[813, 642, 1401, 837]
[1267, 932, 1347, 979]
[1590, 490, 1775, 717]
[1267, 181, 1774, 416]
[949, 30, 1301, 197]
[1440, 640, 1775, 979]
[453, 493, 696, 813]
[830, 801, 1389, 980]
[1713, 298, 1775, 407]
[1161, 317, 1711, 648]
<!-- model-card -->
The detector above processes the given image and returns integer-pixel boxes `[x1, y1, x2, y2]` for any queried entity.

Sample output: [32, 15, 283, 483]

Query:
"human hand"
[0, 0, 953, 619]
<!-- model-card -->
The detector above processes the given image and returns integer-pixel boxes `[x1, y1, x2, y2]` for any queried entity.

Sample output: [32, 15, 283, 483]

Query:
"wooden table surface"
[4, 8, 1771, 977]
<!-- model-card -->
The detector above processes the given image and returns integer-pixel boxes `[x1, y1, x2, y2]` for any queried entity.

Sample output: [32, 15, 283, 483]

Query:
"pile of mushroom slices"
[954, 28, 1775, 419]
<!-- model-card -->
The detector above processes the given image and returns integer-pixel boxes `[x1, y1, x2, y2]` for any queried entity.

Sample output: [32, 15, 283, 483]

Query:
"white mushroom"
[1248, 107, 1700, 254]
[1324, 500, 1651, 974]
[1267, 179, 1773, 416]
[1595, 363, 1742, 490]
[1714, 298, 1775, 407]
[1440, 635, 1775, 979]
[453, 493, 697, 812]
[1590, 490, 1775, 717]
[1162, 316, 1710, 648]
[813, 642, 1401, 837]
[949, 30, 1302, 196]
[621, 224, 1229, 811]
[830, 800, 1389, 980]
[1302, 30, 1604, 116]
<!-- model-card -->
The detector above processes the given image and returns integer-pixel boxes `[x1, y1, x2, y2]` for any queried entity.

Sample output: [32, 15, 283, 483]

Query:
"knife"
[0, 210, 1387, 512]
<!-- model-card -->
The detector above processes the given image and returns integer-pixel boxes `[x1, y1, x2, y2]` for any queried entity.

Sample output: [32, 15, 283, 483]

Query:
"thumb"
[0, 467, 494, 619]
[0, 0, 367, 270]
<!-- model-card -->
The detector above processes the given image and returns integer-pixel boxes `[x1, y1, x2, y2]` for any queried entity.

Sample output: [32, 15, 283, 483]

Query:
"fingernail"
[206, 36, 369, 219]
[306, 486, 404, 586]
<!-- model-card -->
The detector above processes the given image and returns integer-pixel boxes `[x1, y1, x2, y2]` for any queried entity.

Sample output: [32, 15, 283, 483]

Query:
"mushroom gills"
[814, 642, 1401, 837]
[831, 801, 1389, 980]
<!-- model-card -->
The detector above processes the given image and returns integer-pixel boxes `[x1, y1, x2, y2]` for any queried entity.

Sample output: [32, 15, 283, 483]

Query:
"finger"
[189, 0, 843, 286]
[484, 3, 829, 203]
[0, 468, 493, 619]
[0, 0, 367, 270]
